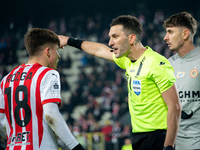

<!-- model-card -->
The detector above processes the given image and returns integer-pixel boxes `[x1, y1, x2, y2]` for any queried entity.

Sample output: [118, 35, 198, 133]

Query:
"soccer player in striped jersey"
[0, 28, 84, 150]
[58, 15, 181, 150]
[163, 12, 199, 150]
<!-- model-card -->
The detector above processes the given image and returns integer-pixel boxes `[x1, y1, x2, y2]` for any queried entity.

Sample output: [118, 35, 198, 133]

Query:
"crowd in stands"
[0, 9, 199, 150]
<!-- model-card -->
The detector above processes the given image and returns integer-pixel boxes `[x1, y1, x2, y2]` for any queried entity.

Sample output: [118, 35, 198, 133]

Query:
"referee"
[59, 15, 181, 150]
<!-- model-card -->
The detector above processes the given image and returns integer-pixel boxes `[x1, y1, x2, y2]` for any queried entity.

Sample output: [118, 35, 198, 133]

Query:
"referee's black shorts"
[132, 129, 166, 150]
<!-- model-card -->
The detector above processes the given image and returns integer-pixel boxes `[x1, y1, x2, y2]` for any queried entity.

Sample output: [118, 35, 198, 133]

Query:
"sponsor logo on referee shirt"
[159, 62, 165, 65]
[190, 69, 198, 78]
[132, 79, 141, 96]
[176, 72, 185, 78]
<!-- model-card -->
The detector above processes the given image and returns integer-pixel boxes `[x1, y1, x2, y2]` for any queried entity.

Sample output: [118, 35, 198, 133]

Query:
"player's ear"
[182, 29, 190, 40]
[44, 47, 50, 58]
[129, 34, 137, 45]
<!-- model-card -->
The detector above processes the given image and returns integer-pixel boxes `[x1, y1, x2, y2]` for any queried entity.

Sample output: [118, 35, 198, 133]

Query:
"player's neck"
[27, 57, 47, 67]
[178, 42, 195, 58]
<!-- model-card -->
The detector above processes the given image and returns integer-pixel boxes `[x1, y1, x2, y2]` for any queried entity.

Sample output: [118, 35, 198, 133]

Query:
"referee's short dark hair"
[110, 15, 143, 42]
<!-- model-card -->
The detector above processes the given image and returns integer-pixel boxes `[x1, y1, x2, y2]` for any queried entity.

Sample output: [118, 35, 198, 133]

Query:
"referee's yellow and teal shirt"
[113, 46, 176, 133]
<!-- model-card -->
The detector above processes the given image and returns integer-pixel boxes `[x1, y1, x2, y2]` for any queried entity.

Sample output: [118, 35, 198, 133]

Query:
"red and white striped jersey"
[0, 63, 62, 150]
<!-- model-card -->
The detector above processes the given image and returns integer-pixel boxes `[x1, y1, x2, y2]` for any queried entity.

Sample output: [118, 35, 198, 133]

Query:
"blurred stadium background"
[0, 0, 199, 149]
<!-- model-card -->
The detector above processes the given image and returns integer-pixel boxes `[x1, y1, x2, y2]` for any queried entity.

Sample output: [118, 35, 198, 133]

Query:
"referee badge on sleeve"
[132, 80, 141, 96]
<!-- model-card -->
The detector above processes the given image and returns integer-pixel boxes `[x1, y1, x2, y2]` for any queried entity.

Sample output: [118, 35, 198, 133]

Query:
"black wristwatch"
[163, 146, 174, 150]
